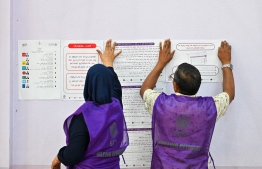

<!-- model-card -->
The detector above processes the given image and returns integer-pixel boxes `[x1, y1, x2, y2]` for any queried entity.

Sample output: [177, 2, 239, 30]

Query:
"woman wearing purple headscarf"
[51, 40, 129, 169]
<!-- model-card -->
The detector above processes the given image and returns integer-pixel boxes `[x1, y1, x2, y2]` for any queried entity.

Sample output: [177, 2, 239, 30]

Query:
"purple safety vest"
[151, 93, 217, 169]
[63, 98, 129, 169]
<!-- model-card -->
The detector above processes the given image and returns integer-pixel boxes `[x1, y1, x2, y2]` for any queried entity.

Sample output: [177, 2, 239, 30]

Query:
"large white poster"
[18, 40, 61, 100]
[61, 40, 104, 100]
[120, 129, 152, 168]
[113, 40, 164, 83]
[166, 40, 222, 82]
[120, 82, 165, 168]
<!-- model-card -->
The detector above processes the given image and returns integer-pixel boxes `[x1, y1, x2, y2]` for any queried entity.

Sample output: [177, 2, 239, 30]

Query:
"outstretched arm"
[218, 41, 235, 103]
[140, 39, 175, 98]
[97, 39, 123, 107]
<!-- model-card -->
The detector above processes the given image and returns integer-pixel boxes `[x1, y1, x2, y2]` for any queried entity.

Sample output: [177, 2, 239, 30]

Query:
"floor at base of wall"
[1, 166, 262, 169]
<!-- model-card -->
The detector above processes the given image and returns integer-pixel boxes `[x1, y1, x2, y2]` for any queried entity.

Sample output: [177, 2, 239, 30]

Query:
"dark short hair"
[173, 63, 201, 95]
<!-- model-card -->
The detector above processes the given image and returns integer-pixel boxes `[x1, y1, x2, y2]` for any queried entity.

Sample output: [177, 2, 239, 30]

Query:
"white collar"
[175, 92, 196, 97]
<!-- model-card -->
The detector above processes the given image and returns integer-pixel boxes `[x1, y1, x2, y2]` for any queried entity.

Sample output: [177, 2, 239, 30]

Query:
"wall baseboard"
[3, 166, 262, 169]
[8, 166, 65, 169]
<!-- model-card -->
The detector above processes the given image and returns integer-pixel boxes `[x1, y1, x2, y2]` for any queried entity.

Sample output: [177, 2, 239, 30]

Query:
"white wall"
[0, 0, 11, 167]
[10, 0, 262, 167]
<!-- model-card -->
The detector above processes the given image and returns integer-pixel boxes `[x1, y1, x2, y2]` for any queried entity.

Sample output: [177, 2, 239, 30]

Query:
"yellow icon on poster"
[22, 61, 26, 65]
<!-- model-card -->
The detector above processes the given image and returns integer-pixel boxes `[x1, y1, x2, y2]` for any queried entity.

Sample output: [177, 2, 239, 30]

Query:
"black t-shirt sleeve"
[57, 114, 90, 167]
[107, 67, 123, 108]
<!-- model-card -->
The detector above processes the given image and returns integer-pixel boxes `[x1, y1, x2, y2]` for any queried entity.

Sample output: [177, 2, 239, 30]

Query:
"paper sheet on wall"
[102, 40, 166, 167]
[166, 40, 222, 82]
[120, 82, 165, 168]
[61, 40, 103, 100]
[18, 40, 61, 100]
[122, 83, 165, 129]
[120, 129, 152, 168]
[114, 40, 165, 83]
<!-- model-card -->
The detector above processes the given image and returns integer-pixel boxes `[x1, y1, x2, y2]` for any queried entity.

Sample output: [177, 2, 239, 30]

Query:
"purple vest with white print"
[63, 98, 129, 169]
[151, 93, 217, 169]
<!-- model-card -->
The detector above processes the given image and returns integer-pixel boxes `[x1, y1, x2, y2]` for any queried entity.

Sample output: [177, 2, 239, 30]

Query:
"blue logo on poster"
[22, 66, 26, 70]
[22, 84, 25, 88]
[22, 80, 26, 83]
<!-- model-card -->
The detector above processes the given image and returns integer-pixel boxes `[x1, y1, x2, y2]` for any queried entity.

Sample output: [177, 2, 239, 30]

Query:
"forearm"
[222, 68, 235, 103]
[57, 144, 85, 166]
[140, 39, 174, 98]
[107, 67, 122, 96]
[218, 40, 234, 103]
[58, 114, 89, 166]
[140, 62, 165, 97]
[107, 67, 123, 107]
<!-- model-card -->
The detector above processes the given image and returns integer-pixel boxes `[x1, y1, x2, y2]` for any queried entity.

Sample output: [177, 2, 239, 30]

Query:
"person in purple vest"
[51, 39, 129, 169]
[140, 39, 235, 169]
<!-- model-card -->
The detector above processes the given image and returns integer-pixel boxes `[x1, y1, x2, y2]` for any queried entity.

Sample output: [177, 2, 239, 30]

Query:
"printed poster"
[18, 40, 60, 99]
[166, 40, 222, 82]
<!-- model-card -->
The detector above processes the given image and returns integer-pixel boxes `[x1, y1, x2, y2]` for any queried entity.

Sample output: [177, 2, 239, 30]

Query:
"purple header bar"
[127, 128, 152, 131]
[122, 85, 141, 88]
[116, 42, 155, 46]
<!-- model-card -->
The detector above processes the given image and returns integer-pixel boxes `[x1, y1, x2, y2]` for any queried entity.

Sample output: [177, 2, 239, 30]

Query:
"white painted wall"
[0, 0, 11, 167]
[10, 0, 262, 167]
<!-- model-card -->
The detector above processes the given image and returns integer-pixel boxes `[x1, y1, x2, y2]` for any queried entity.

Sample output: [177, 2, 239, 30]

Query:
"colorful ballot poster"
[61, 40, 103, 100]
[166, 40, 222, 82]
[18, 40, 61, 100]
